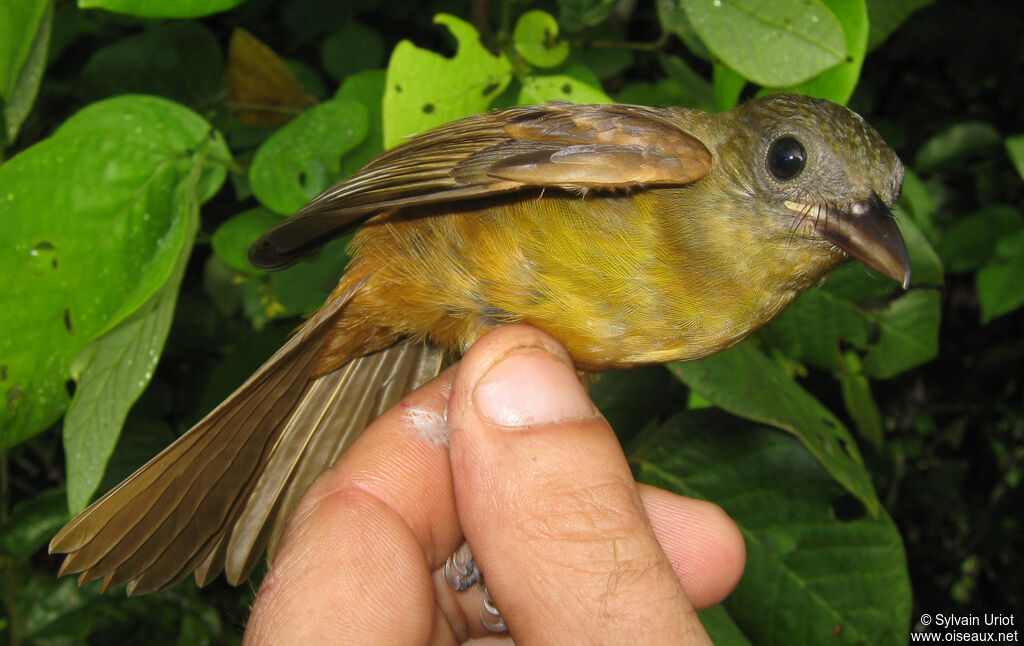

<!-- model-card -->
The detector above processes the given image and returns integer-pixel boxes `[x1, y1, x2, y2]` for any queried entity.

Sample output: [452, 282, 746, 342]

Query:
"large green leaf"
[78, 22, 223, 106]
[321, 21, 384, 82]
[77, 0, 246, 19]
[914, 121, 1001, 174]
[680, 0, 847, 87]
[383, 14, 512, 147]
[0, 488, 67, 560]
[669, 341, 880, 515]
[518, 71, 612, 104]
[935, 205, 1023, 274]
[761, 287, 940, 379]
[334, 69, 387, 177]
[0, 0, 52, 145]
[861, 289, 940, 378]
[865, 0, 933, 50]
[0, 95, 229, 450]
[791, 0, 868, 104]
[977, 229, 1024, 324]
[631, 411, 911, 645]
[63, 158, 206, 511]
[249, 98, 369, 215]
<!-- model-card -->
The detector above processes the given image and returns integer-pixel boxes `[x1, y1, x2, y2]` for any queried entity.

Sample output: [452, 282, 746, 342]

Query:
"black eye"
[767, 136, 806, 181]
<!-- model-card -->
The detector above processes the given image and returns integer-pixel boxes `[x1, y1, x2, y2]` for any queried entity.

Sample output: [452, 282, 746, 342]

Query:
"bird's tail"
[49, 282, 443, 595]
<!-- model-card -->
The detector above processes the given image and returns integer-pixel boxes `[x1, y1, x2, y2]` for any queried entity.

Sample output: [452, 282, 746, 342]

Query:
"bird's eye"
[767, 136, 806, 181]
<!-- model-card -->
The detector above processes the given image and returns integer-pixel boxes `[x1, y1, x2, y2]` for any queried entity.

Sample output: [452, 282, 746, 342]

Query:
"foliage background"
[0, 0, 1021, 644]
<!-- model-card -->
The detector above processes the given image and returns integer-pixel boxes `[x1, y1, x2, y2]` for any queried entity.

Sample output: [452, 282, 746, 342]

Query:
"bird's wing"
[249, 102, 712, 269]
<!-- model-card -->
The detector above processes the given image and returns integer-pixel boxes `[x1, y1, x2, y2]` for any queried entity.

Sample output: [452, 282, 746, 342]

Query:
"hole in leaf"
[29, 241, 58, 274]
[394, 84, 403, 93]
[6, 384, 24, 411]
[63, 308, 74, 333]
[482, 82, 499, 96]
[422, 103, 435, 114]
[298, 171, 307, 187]
[561, 83, 572, 94]
[65, 379, 76, 398]
[830, 493, 866, 522]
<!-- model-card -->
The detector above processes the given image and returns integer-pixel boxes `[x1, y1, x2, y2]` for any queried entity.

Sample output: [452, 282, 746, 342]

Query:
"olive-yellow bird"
[50, 94, 910, 594]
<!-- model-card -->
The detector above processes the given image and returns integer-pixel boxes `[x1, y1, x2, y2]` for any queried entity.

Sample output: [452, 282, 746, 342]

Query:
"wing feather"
[249, 103, 712, 269]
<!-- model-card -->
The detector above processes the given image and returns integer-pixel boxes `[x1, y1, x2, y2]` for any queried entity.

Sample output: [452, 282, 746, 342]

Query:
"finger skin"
[446, 324, 718, 645]
[245, 369, 462, 645]
[640, 485, 745, 609]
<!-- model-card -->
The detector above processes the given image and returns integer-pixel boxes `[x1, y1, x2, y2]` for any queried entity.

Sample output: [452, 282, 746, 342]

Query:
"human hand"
[244, 324, 745, 644]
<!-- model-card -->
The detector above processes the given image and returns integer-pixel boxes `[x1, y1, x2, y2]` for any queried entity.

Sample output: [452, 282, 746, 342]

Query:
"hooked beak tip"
[788, 196, 912, 288]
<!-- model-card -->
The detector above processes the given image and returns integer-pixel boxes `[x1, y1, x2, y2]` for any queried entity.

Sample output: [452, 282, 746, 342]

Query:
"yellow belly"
[323, 188, 842, 371]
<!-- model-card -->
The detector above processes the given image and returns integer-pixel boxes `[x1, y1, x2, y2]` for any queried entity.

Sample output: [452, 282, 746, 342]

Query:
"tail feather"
[50, 282, 443, 594]
[224, 341, 443, 581]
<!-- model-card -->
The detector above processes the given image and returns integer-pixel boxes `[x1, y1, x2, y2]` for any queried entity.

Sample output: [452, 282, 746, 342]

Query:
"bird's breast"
[332, 189, 831, 370]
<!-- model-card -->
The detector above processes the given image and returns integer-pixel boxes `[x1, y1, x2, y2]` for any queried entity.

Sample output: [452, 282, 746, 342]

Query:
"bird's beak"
[786, 194, 912, 289]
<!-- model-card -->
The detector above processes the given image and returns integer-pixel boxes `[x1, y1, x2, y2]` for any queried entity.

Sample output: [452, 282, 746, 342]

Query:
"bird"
[50, 93, 911, 595]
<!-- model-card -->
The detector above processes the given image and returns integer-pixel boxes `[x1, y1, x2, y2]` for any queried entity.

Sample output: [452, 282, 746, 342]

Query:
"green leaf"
[518, 70, 612, 104]
[655, 55, 717, 111]
[712, 63, 746, 111]
[862, 289, 941, 378]
[335, 69, 387, 176]
[513, 10, 570, 69]
[894, 207, 945, 287]
[914, 121, 1001, 174]
[897, 168, 938, 239]
[0, 488, 67, 560]
[680, 0, 847, 87]
[212, 207, 281, 275]
[591, 365, 688, 444]
[631, 411, 911, 645]
[656, 0, 713, 60]
[839, 352, 884, 448]
[698, 605, 752, 645]
[668, 341, 880, 514]
[0, 95, 229, 451]
[791, 0, 868, 105]
[207, 235, 353, 329]
[250, 98, 369, 215]
[383, 14, 512, 147]
[760, 289, 871, 373]
[0, 0, 52, 146]
[1006, 134, 1024, 181]
[761, 273, 939, 381]
[865, 0, 933, 51]
[567, 24, 634, 80]
[77, 0, 246, 19]
[63, 160, 205, 512]
[321, 20, 384, 81]
[935, 205, 1023, 274]
[976, 229, 1024, 324]
[245, 235, 352, 327]
[78, 22, 224, 106]
[556, 0, 618, 31]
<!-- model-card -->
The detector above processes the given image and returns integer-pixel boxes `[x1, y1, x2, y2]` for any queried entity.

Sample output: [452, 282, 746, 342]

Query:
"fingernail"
[472, 345, 598, 428]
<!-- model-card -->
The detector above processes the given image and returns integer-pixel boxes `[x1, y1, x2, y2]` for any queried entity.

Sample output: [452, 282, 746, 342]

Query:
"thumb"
[446, 324, 712, 645]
